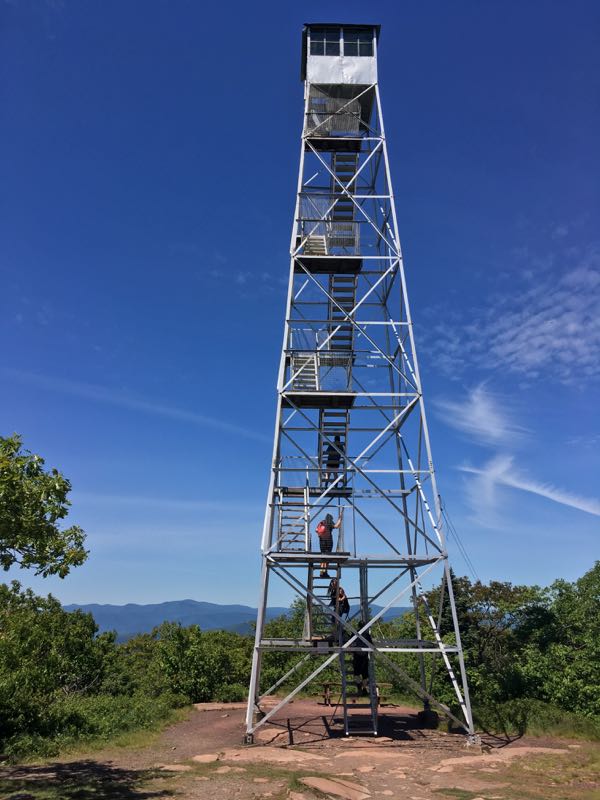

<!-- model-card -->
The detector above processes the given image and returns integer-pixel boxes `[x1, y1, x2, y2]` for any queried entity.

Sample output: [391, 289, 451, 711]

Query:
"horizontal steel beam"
[265, 553, 444, 565]
[259, 641, 461, 654]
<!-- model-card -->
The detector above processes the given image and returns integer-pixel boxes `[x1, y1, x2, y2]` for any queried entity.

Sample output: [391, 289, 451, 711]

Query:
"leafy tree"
[156, 622, 253, 702]
[100, 632, 170, 699]
[0, 434, 87, 577]
[518, 562, 600, 716]
[0, 581, 115, 744]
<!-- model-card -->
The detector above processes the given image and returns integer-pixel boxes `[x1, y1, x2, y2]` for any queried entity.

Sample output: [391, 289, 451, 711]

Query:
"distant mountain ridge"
[63, 599, 288, 641]
[64, 599, 411, 641]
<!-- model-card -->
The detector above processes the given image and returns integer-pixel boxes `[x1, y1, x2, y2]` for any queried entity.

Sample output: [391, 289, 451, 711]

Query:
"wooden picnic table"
[321, 681, 392, 706]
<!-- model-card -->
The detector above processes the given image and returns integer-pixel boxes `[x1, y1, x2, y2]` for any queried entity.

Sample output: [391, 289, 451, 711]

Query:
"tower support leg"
[245, 561, 270, 740]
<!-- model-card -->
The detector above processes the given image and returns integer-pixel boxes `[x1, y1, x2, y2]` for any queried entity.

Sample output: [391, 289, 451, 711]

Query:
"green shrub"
[3, 691, 183, 760]
[473, 699, 600, 741]
[156, 623, 252, 703]
[216, 683, 248, 702]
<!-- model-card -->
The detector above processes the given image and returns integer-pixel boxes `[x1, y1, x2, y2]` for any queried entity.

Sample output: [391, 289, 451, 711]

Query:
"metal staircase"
[290, 352, 319, 391]
[276, 486, 309, 551]
[338, 566, 379, 735]
[304, 234, 328, 256]
[331, 153, 359, 251]
[318, 409, 349, 489]
[328, 273, 357, 352]
[339, 637, 379, 735]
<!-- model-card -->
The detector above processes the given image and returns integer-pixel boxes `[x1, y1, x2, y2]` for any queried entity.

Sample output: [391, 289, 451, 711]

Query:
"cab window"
[343, 28, 373, 57]
[310, 27, 341, 56]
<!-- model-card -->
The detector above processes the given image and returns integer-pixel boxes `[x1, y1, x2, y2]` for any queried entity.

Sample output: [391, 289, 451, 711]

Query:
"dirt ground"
[1, 700, 599, 800]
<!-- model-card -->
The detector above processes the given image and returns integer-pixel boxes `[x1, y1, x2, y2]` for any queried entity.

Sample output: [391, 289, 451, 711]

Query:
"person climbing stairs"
[304, 561, 343, 641]
[318, 409, 349, 489]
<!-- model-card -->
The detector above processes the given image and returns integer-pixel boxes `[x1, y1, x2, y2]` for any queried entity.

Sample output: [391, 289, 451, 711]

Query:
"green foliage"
[0, 434, 87, 577]
[216, 683, 247, 702]
[3, 692, 184, 760]
[156, 622, 253, 702]
[437, 565, 600, 718]
[0, 581, 114, 744]
[370, 563, 600, 727]
[100, 632, 171, 699]
[260, 598, 308, 688]
[1, 562, 599, 759]
[517, 564, 600, 717]
[0, 581, 182, 759]
[473, 698, 600, 741]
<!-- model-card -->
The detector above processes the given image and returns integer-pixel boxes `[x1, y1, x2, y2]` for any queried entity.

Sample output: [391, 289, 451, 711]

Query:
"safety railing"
[298, 195, 361, 254]
[305, 95, 362, 136]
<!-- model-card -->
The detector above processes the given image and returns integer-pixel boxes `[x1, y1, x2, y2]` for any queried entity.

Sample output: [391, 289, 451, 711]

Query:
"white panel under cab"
[306, 55, 377, 85]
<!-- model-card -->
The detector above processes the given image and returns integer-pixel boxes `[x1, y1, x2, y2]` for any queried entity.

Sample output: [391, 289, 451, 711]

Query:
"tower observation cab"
[245, 24, 475, 742]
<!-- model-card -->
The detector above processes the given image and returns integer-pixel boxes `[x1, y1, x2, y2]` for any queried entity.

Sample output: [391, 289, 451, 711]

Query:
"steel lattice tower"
[245, 24, 474, 742]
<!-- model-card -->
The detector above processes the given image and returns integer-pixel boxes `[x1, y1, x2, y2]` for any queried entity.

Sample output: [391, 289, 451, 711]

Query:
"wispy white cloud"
[2, 369, 270, 443]
[566, 433, 600, 449]
[460, 454, 600, 518]
[434, 384, 527, 446]
[421, 245, 600, 384]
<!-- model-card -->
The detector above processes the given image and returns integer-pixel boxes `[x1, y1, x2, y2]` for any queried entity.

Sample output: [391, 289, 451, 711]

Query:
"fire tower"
[245, 24, 475, 741]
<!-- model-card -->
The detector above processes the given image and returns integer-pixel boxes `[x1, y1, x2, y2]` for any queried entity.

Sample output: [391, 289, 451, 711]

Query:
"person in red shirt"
[317, 511, 342, 577]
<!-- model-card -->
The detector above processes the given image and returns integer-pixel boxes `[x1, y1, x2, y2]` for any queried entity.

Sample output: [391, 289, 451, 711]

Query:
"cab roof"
[301, 23, 381, 81]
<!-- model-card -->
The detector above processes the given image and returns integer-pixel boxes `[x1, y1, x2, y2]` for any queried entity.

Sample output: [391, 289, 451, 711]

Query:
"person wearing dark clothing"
[324, 435, 343, 486]
[352, 629, 372, 695]
[327, 578, 350, 619]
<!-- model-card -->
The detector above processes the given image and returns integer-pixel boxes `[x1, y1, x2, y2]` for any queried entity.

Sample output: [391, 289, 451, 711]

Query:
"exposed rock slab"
[158, 763, 192, 772]
[300, 776, 370, 800]
[430, 745, 568, 772]
[220, 746, 328, 765]
[192, 753, 220, 763]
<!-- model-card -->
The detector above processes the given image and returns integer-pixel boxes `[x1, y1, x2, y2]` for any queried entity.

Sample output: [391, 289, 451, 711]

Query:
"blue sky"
[1, 1, 599, 606]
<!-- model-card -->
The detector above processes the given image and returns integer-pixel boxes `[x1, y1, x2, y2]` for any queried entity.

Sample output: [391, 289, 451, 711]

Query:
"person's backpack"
[316, 520, 328, 537]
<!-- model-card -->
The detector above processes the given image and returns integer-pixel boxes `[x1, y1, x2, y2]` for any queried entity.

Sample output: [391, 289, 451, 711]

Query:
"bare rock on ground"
[220, 746, 328, 765]
[158, 763, 192, 772]
[192, 752, 220, 763]
[430, 745, 568, 772]
[300, 775, 370, 800]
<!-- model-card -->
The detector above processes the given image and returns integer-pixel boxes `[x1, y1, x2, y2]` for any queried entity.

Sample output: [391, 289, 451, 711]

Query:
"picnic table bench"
[321, 681, 392, 706]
